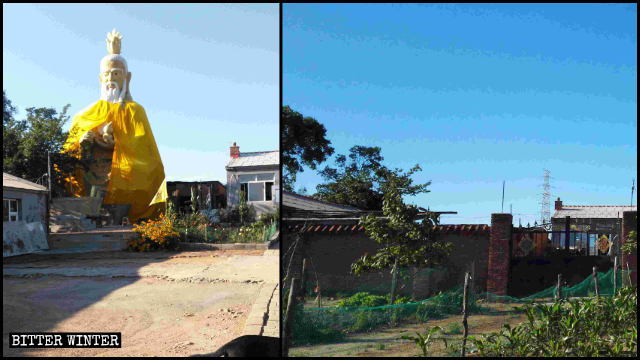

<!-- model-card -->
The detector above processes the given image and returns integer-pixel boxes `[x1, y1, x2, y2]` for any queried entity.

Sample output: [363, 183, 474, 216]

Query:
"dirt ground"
[3, 249, 277, 357]
[290, 301, 530, 357]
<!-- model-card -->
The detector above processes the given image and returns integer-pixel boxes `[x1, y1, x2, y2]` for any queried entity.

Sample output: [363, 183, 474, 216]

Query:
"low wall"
[509, 255, 613, 297]
[282, 228, 490, 299]
[3, 221, 48, 257]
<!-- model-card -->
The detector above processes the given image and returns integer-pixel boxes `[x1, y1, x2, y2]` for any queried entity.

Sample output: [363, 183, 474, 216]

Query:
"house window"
[238, 173, 275, 202]
[265, 182, 273, 201]
[240, 183, 248, 202]
[3, 198, 21, 222]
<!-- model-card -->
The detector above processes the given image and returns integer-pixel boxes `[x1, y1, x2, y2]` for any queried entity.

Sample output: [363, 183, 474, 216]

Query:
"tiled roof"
[286, 223, 490, 235]
[553, 205, 636, 219]
[283, 191, 359, 213]
[226, 151, 279, 168]
[3, 172, 47, 192]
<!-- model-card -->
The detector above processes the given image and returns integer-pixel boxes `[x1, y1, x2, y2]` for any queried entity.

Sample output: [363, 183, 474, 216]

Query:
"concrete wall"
[226, 165, 279, 217]
[282, 228, 490, 299]
[3, 188, 48, 257]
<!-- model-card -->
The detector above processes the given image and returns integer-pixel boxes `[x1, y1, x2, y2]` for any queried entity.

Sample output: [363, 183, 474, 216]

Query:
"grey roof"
[283, 191, 359, 212]
[3, 172, 47, 192]
[553, 205, 637, 219]
[226, 151, 279, 169]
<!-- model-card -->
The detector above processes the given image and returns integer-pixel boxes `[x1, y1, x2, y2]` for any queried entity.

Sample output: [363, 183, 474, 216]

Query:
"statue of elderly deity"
[62, 29, 165, 222]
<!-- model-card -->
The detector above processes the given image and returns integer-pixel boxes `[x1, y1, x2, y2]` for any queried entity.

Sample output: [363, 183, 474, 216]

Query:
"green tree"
[3, 90, 27, 175]
[2, 91, 71, 184]
[315, 145, 430, 210]
[352, 172, 451, 303]
[282, 105, 334, 191]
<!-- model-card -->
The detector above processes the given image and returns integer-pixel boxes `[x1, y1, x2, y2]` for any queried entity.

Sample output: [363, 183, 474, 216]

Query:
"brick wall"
[487, 213, 512, 295]
[622, 211, 637, 285]
[282, 227, 490, 299]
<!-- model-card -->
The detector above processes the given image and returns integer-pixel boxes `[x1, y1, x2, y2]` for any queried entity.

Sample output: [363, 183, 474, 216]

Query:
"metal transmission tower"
[540, 169, 551, 229]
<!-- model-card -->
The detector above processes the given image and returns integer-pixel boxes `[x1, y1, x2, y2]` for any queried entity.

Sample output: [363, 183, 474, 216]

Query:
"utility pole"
[631, 178, 635, 207]
[47, 151, 52, 201]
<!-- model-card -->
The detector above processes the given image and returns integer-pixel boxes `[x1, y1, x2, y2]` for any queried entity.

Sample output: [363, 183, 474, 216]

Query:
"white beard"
[100, 81, 122, 103]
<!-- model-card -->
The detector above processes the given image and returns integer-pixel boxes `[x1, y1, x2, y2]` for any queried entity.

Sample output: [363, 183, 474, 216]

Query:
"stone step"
[47, 227, 136, 253]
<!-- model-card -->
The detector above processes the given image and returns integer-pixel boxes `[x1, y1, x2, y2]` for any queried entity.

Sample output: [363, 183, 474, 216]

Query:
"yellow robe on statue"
[62, 100, 165, 222]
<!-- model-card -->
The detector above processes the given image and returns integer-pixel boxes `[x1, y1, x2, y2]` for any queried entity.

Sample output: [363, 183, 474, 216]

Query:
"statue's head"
[99, 29, 132, 103]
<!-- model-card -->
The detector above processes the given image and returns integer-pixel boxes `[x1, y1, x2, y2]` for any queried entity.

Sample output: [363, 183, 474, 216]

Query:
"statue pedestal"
[50, 197, 131, 232]
[50, 197, 102, 233]
[101, 204, 132, 226]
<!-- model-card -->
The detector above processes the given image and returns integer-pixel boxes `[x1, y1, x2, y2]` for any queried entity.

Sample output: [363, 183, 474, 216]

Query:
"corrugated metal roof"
[226, 151, 279, 168]
[3, 172, 47, 192]
[283, 191, 359, 212]
[553, 205, 636, 219]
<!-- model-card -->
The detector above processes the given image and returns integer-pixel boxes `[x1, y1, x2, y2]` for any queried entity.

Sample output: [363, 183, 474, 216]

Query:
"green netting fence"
[291, 267, 631, 345]
[263, 222, 278, 242]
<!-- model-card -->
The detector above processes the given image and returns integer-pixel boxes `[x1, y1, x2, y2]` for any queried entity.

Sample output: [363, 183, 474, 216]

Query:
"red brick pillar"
[487, 213, 513, 296]
[622, 211, 637, 285]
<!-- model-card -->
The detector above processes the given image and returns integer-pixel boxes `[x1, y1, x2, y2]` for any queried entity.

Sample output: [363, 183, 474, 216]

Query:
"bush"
[337, 292, 389, 308]
[337, 292, 414, 308]
[129, 214, 179, 251]
[219, 205, 257, 224]
[467, 286, 638, 357]
[256, 208, 279, 226]
[445, 322, 463, 335]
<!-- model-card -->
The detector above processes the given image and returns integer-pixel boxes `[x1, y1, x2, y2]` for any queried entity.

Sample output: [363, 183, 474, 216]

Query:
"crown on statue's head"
[106, 28, 123, 55]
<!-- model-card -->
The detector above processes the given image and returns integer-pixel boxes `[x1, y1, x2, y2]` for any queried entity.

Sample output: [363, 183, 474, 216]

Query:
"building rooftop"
[3, 172, 47, 193]
[553, 205, 637, 219]
[226, 151, 279, 168]
[287, 222, 490, 235]
[283, 191, 359, 214]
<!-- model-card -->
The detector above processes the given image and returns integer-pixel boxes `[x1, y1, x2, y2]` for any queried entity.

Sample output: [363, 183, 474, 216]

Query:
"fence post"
[556, 273, 562, 301]
[613, 256, 618, 296]
[461, 272, 470, 357]
[470, 260, 476, 295]
[592, 266, 599, 298]
[627, 263, 632, 288]
[282, 277, 299, 358]
[316, 281, 322, 308]
[300, 258, 307, 301]
[390, 257, 398, 305]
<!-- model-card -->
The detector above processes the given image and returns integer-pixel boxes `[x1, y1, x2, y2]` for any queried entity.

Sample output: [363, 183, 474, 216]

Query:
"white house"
[225, 142, 279, 217]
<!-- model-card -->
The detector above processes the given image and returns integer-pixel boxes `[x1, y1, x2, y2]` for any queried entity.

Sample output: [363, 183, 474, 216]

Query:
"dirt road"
[3, 249, 278, 357]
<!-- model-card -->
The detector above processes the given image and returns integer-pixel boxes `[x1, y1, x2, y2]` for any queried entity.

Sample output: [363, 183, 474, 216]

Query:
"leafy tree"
[352, 171, 451, 303]
[2, 91, 71, 185]
[315, 145, 430, 210]
[282, 105, 334, 191]
[21, 105, 71, 180]
[3, 90, 27, 175]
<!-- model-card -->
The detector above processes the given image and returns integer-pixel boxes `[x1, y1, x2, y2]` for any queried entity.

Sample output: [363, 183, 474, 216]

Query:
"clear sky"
[3, 3, 279, 183]
[284, 3, 637, 226]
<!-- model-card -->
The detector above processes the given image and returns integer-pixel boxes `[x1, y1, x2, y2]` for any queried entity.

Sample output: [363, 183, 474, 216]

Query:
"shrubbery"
[129, 214, 179, 251]
[467, 286, 637, 357]
[336, 292, 412, 307]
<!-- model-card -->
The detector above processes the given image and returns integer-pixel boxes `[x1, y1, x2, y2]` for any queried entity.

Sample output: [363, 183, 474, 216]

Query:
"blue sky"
[3, 3, 278, 183]
[283, 3, 637, 225]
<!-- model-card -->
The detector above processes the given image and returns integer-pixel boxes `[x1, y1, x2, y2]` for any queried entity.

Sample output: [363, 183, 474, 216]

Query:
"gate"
[512, 228, 621, 258]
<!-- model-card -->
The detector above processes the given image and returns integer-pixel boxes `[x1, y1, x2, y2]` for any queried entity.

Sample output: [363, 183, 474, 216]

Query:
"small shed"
[3, 172, 49, 257]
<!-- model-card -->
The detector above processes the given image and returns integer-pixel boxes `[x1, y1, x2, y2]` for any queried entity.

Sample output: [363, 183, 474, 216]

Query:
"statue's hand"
[100, 122, 115, 147]
[80, 131, 95, 144]
[106, 29, 122, 55]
